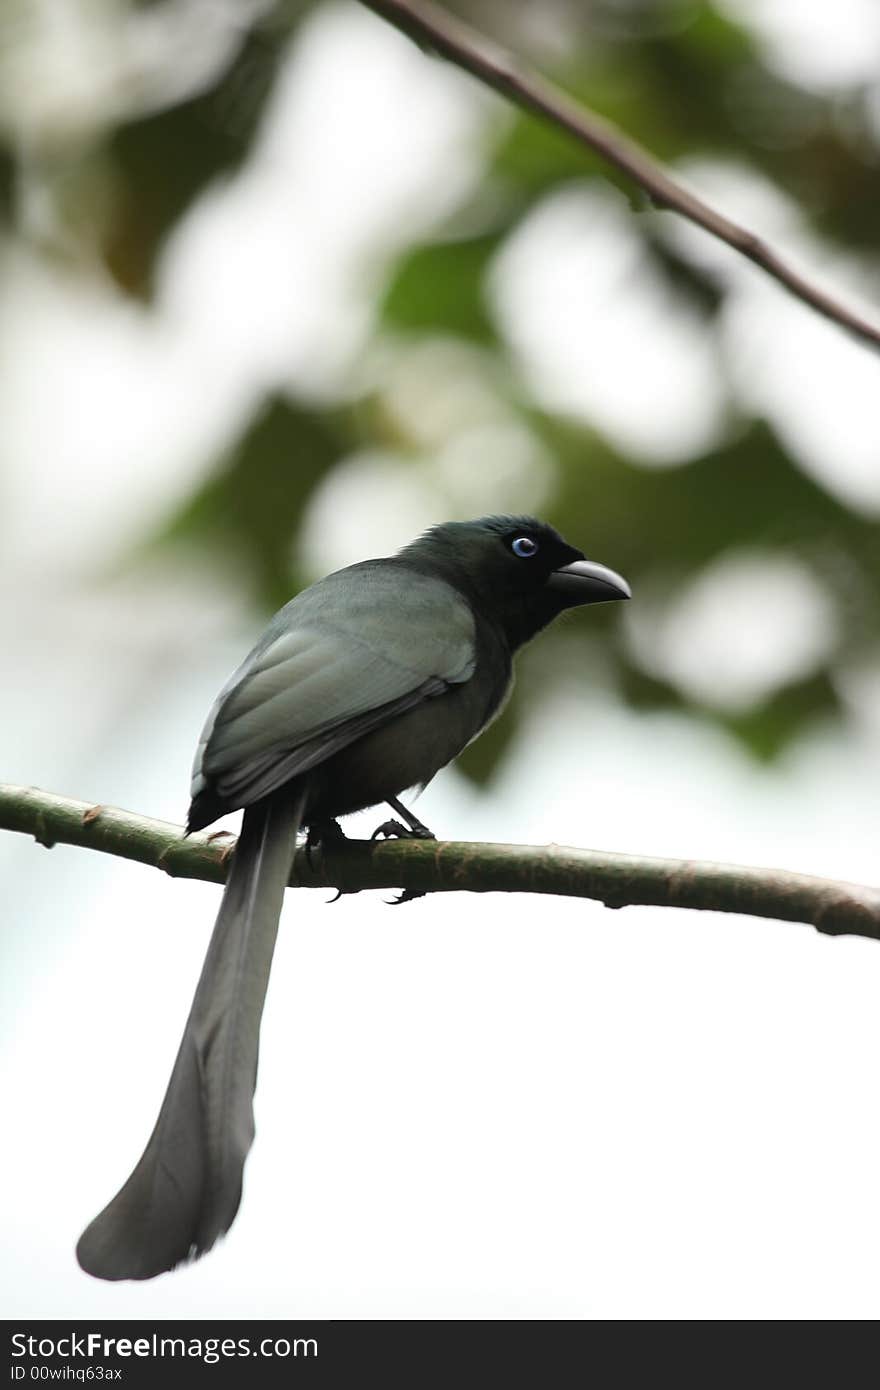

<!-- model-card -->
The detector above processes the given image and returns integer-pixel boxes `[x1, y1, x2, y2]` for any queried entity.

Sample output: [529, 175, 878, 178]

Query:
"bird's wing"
[192, 561, 476, 808]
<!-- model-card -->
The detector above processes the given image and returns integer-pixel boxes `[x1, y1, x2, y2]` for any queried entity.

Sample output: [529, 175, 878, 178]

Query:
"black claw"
[370, 812, 433, 902]
[370, 818, 435, 842]
[387, 888, 427, 906]
[371, 819, 409, 841]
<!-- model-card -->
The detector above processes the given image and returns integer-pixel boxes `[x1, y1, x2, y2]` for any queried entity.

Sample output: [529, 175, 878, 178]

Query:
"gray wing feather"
[212, 679, 446, 806]
[192, 564, 475, 807]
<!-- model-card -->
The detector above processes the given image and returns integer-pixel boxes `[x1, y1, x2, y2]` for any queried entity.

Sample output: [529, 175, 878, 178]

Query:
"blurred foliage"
[3, 0, 879, 783]
[154, 398, 355, 609]
[381, 233, 501, 344]
[721, 670, 839, 763]
[528, 415, 880, 758]
[0, 148, 11, 226]
[104, 22, 289, 296]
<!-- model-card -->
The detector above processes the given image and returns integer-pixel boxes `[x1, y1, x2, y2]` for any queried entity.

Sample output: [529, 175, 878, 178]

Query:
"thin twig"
[2, 783, 879, 941]
[360, 0, 880, 352]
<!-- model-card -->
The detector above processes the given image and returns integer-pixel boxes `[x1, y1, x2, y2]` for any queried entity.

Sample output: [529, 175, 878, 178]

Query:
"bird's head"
[399, 515, 630, 650]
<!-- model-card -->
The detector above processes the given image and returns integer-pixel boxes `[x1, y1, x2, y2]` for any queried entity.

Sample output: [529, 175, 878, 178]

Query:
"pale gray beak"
[547, 559, 631, 606]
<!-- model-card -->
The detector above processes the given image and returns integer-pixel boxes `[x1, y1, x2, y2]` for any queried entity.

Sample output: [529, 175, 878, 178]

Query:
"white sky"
[2, 0, 880, 1321]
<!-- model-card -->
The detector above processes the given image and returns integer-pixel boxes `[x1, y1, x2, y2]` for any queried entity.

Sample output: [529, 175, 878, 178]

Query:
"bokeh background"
[2, 0, 880, 1319]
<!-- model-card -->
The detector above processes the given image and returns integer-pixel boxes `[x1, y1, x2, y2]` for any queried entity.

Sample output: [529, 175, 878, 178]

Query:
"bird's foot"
[370, 818, 436, 842]
[370, 816, 433, 906]
[304, 819, 353, 902]
[386, 888, 426, 907]
[371, 818, 409, 841]
[305, 818, 347, 862]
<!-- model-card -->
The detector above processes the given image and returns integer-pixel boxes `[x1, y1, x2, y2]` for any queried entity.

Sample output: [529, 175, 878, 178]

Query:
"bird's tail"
[76, 783, 309, 1281]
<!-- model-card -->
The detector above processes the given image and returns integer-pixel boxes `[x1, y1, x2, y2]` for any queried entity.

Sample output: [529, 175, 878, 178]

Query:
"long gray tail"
[76, 783, 308, 1281]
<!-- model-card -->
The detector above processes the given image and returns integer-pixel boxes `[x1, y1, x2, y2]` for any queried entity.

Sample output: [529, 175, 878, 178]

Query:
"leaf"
[528, 413, 880, 755]
[616, 662, 682, 715]
[487, 13, 754, 202]
[152, 397, 352, 609]
[380, 232, 502, 343]
[641, 232, 724, 316]
[102, 25, 285, 296]
[716, 670, 837, 762]
[542, 415, 880, 585]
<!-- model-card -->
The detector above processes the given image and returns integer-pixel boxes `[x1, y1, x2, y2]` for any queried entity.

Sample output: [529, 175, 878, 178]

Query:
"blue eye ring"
[511, 536, 539, 558]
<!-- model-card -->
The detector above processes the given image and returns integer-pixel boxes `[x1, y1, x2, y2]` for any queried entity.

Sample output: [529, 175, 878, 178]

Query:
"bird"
[76, 514, 630, 1280]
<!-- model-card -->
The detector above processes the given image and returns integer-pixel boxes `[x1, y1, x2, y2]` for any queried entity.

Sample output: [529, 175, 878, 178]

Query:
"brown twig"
[2, 783, 879, 941]
[360, 0, 880, 352]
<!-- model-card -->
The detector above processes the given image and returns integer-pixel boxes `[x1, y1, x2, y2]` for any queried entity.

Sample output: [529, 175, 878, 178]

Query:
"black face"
[401, 514, 583, 591]
[491, 519, 586, 592]
[399, 514, 628, 652]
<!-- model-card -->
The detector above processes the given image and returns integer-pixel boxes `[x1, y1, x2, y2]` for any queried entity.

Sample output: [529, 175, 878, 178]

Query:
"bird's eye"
[511, 536, 538, 558]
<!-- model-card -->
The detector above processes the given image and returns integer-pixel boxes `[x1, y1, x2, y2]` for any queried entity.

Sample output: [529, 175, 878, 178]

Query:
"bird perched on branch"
[76, 514, 630, 1280]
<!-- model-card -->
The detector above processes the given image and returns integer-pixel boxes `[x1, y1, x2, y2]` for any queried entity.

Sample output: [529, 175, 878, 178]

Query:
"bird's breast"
[308, 624, 511, 821]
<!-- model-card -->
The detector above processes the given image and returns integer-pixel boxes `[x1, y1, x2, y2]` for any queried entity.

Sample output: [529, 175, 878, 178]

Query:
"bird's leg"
[304, 818, 352, 901]
[305, 817, 347, 854]
[370, 795, 436, 843]
[388, 796, 436, 839]
[369, 797, 435, 907]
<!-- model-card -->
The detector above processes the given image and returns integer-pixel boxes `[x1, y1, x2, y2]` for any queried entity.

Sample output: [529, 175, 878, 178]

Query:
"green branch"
[2, 783, 879, 941]
[360, 0, 880, 354]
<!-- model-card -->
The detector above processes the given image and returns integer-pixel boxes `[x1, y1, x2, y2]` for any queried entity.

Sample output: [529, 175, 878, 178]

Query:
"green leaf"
[103, 26, 285, 296]
[380, 233, 502, 343]
[716, 671, 837, 762]
[152, 397, 352, 609]
[641, 232, 724, 316]
[526, 413, 880, 755]
[616, 662, 683, 715]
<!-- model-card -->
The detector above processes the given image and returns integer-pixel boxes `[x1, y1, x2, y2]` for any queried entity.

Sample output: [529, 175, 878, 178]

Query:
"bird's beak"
[547, 559, 632, 606]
